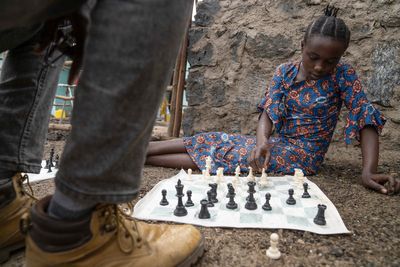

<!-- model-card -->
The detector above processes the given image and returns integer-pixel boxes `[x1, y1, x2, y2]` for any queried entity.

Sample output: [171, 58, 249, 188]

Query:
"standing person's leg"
[0, 28, 65, 263]
[25, 0, 204, 266]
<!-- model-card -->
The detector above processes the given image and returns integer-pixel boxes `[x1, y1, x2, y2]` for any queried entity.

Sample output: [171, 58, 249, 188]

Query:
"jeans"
[0, 0, 192, 203]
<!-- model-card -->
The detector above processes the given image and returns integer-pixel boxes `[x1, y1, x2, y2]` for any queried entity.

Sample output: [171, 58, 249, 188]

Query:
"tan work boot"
[23, 196, 204, 267]
[0, 173, 35, 263]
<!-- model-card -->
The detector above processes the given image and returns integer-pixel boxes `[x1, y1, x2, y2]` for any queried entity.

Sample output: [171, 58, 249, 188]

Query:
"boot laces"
[102, 205, 143, 254]
[20, 174, 38, 201]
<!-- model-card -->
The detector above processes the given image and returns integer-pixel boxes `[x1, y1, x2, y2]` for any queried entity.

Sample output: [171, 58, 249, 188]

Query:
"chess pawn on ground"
[266, 233, 281, 260]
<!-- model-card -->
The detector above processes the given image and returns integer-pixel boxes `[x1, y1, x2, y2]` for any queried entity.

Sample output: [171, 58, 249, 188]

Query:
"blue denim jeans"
[0, 0, 192, 203]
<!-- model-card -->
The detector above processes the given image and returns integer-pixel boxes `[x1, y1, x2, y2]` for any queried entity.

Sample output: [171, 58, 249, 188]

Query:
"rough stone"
[245, 33, 295, 59]
[189, 28, 208, 46]
[367, 41, 400, 106]
[208, 80, 228, 107]
[188, 42, 214, 67]
[186, 70, 205, 106]
[194, 0, 221, 27]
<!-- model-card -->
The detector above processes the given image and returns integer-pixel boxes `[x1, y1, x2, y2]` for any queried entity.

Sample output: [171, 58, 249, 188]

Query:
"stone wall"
[183, 0, 400, 144]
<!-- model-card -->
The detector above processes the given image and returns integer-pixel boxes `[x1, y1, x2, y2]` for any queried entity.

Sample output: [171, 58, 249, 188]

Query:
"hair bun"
[324, 4, 339, 17]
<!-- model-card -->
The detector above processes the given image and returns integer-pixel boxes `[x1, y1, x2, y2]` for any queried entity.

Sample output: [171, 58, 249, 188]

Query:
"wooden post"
[168, 3, 193, 137]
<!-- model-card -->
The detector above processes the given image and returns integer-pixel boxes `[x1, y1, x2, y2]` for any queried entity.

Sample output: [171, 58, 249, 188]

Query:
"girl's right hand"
[249, 144, 271, 172]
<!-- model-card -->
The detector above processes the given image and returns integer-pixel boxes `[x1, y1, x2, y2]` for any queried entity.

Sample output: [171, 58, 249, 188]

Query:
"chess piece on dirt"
[266, 233, 281, 260]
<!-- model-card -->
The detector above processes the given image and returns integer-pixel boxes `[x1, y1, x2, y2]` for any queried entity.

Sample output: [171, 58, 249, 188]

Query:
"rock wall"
[183, 0, 400, 144]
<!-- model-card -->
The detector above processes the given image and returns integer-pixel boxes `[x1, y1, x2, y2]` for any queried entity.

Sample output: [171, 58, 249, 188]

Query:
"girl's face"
[301, 36, 347, 80]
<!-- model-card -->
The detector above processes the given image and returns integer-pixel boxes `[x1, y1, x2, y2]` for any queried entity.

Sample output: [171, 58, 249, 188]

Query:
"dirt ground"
[2, 126, 400, 267]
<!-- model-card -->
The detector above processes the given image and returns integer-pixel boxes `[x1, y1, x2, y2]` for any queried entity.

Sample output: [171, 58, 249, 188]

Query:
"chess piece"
[206, 191, 214, 207]
[55, 155, 60, 169]
[216, 167, 224, 184]
[160, 189, 169, 206]
[198, 199, 211, 219]
[44, 159, 50, 170]
[247, 166, 255, 182]
[202, 169, 207, 180]
[302, 182, 311, 198]
[226, 183, 233, 198]
[174, 180, 187, 216]
[209, 183, 218, 203]
[259, 168, 268, 188]
[205, 156, 212, 172]
[246, 181, 256, 201]
[185, 190, 194, 207]
[47, 163, 52, 173]
[266, 233, 281, 260]
[187, 168, 192, 181]
[245, 191, 257, 210]
[235, 165, 241, 176]
[226, 191, 238, 210]
[49, 147, 55, 167]
[262, 193, 272, 211]
[286, 188, 296, 205]
[313, 204, 327, 225]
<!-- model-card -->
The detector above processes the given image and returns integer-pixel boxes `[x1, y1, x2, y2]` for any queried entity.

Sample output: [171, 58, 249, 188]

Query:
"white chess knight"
[247, 166, 255, 182]
[258, 168, 268, 188]
[266, 233, 281, 260]
[232, 165, 241, 189]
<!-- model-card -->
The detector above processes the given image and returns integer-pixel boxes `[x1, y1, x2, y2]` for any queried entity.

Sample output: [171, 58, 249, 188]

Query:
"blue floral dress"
[183, 61, 386, 175]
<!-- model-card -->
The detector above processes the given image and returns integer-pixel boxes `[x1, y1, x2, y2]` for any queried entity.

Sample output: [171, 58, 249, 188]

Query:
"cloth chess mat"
[133, 170, 350, 235]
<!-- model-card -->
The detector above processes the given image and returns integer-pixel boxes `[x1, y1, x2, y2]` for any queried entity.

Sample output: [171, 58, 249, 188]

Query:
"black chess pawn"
[160, 189, 169, 206]
[302, 182, 311, 198]
[199, 199, 211, 219]
[44, 159, 50, 169]
[206, 191, 214, 207]
[286, 188, 296, 205]
[262, 193, 272, 211]
[55, 155, 60, 169]
[226, 191, 238, 210]
[313, 204, 327, 225]
[209, 183, 218, 203]
[185, 190, 194, 207]
[245, 191, 257, 210]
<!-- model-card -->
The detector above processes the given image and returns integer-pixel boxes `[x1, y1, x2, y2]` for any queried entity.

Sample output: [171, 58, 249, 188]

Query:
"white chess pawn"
[258, 168, 268, 188]
[247, 166, 255, 182]
[235, 165, 241, 176]
[187, 168, 192, 181]
[266, 233, 281, 260]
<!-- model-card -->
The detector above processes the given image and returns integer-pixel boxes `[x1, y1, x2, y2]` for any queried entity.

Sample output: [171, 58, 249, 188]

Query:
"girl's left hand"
[361, 172, 400, 195]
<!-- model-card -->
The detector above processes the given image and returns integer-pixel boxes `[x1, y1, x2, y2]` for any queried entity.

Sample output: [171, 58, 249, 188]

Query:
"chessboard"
[133, 170, 350, 235]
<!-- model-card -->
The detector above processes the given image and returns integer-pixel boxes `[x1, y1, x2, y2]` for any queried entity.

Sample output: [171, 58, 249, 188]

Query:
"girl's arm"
[360, 126, 400, 194]
[249, 111, 273, 171]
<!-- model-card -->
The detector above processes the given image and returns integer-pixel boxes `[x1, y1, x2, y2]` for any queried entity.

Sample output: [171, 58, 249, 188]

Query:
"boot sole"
[177, 236, 205, 267]
[0, 241, 25, 264]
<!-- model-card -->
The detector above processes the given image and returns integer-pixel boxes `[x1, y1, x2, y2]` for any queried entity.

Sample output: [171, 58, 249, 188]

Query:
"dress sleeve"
[338, 64, 386, 144]
[257, 64, 286, 132]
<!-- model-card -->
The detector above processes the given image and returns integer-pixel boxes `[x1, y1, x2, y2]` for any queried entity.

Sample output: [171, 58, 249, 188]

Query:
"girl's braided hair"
[304, 5, 351, 48]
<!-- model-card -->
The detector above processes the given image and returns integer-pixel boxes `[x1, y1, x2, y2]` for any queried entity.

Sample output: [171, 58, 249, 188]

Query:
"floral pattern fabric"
[183, 62, 386, 175]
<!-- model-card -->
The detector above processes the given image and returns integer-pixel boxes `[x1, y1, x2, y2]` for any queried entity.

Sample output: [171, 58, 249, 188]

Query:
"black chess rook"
[313, 204, 327, 225]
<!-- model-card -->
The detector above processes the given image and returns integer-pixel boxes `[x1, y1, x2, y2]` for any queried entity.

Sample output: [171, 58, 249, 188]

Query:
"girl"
[146, 6, 399, 195]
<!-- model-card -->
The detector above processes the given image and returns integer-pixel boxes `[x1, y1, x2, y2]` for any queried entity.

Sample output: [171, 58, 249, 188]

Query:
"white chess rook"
[266, 233, 281, 260]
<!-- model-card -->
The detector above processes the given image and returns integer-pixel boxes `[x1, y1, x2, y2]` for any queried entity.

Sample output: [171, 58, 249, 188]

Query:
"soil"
[2, 126, 400, 267]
